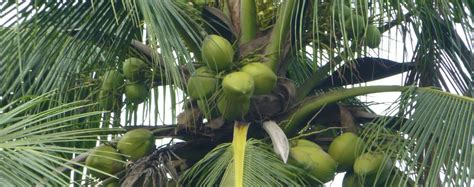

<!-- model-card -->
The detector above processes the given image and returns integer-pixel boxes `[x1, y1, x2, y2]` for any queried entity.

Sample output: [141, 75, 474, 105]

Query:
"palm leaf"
[360, 88, 473, 186]
[0, 93, 123, 186]
[180, 139, 318, 186]
[405, 6, 472, 95]
[122, 0, 207, 126]
[0, 1, 139, 104]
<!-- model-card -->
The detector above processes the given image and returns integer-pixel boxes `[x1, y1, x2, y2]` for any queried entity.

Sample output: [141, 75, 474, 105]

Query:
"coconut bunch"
[329, 132, 402, 186]
[122, 57, 150, 105]
[288, 132, 406, 186]
[98, 70, 124, 111]
[337, 0, 381, 48]
[97, 57, 150, 111]
[317, 0, 381, 49]
[85, 129, 156, 182]
[288, 139, 337, 184]
[186, 34, 277, 121]
[85, 145, 125, 180]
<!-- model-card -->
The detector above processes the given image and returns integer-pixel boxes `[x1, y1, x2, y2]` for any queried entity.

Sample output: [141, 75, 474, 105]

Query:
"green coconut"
[186, 68, 218, 99]
[197, 99, 220, 120]
[333, 4, 352, 21]
[98, 90, 119, 111]
[125, 83, 148, 104]
[291, 139, 322, 150]
[222, 71, 255, 100]
[195, 66, 215, 74]
[85, 145, 125, 179]
[217, 95, 250, 120]
[354, 153, 393, 185]
[342, 172, 364, 187]
[101, 70, 124, 91]
[241, 63, 277, 95]
[355, 0, 368, 17]
[117, 128, 155, 161]
[345, 15, 366, 37]
[123, 57, 148, 81]
[306, 150, 337, 183]
[328, 132, 365, 172]
[201, 35, 234, 71]
[365, 24, 381, 48]
[288, 145, 337, 183]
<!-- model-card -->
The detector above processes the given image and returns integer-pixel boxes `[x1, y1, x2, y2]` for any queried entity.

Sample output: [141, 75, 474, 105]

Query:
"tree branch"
[263, 0, 297, 71]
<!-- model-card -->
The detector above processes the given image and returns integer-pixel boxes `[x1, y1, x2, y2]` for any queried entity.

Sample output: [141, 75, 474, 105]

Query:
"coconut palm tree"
[0, 0, 472, 186]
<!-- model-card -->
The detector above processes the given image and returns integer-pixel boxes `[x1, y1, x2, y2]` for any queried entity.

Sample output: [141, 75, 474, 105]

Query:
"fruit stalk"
[240, 0, 257, 44]
[284, 86, 408, 136]
[264, 0, 297, 72]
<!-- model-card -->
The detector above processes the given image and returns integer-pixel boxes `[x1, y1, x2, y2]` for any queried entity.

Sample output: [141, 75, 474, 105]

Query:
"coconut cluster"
[330, 0, 382, 49]
[117, 128, 155, 161]
[97, 57, 151, 111]
[329, 132, 397, 186]
[85, 128, 155, 180]
[186, 34, 277, 121]
[98, 70, 124, 110]
[123, 57, 150, 105]
[288, 139, 337, 184]
[85, 145, 125, 179]
[288, 133, 401, 186]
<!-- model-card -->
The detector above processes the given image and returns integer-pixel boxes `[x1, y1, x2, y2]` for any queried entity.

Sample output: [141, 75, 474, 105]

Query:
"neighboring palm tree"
[0, 0, 472, 186]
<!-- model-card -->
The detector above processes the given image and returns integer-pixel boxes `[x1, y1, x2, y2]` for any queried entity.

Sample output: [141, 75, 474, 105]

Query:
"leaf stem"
[264, 0, 297, 71]
[240, 0, 257, 44]
[283, 86, 409, 137]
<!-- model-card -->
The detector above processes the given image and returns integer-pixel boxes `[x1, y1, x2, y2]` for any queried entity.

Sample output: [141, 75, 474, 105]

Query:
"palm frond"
[0, 93, 123, 186]
[123, 0, 207, 125]
[360, 87, 473, 186]
[180, 139, 318, 186]
[0, 1, 139, 108]
[405, 4, 472, 95]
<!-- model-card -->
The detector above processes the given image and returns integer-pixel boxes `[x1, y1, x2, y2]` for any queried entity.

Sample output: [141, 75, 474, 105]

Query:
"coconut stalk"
[264, 0, 297, 72]
[283, 86, 409, 137]
[240, 0, 257, 44]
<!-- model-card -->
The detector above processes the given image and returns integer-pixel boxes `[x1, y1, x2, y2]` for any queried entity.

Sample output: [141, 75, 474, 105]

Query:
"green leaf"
[361, 88, 474, 186]
[0, 93, 123, 186]
[180, 139, 318, 186]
